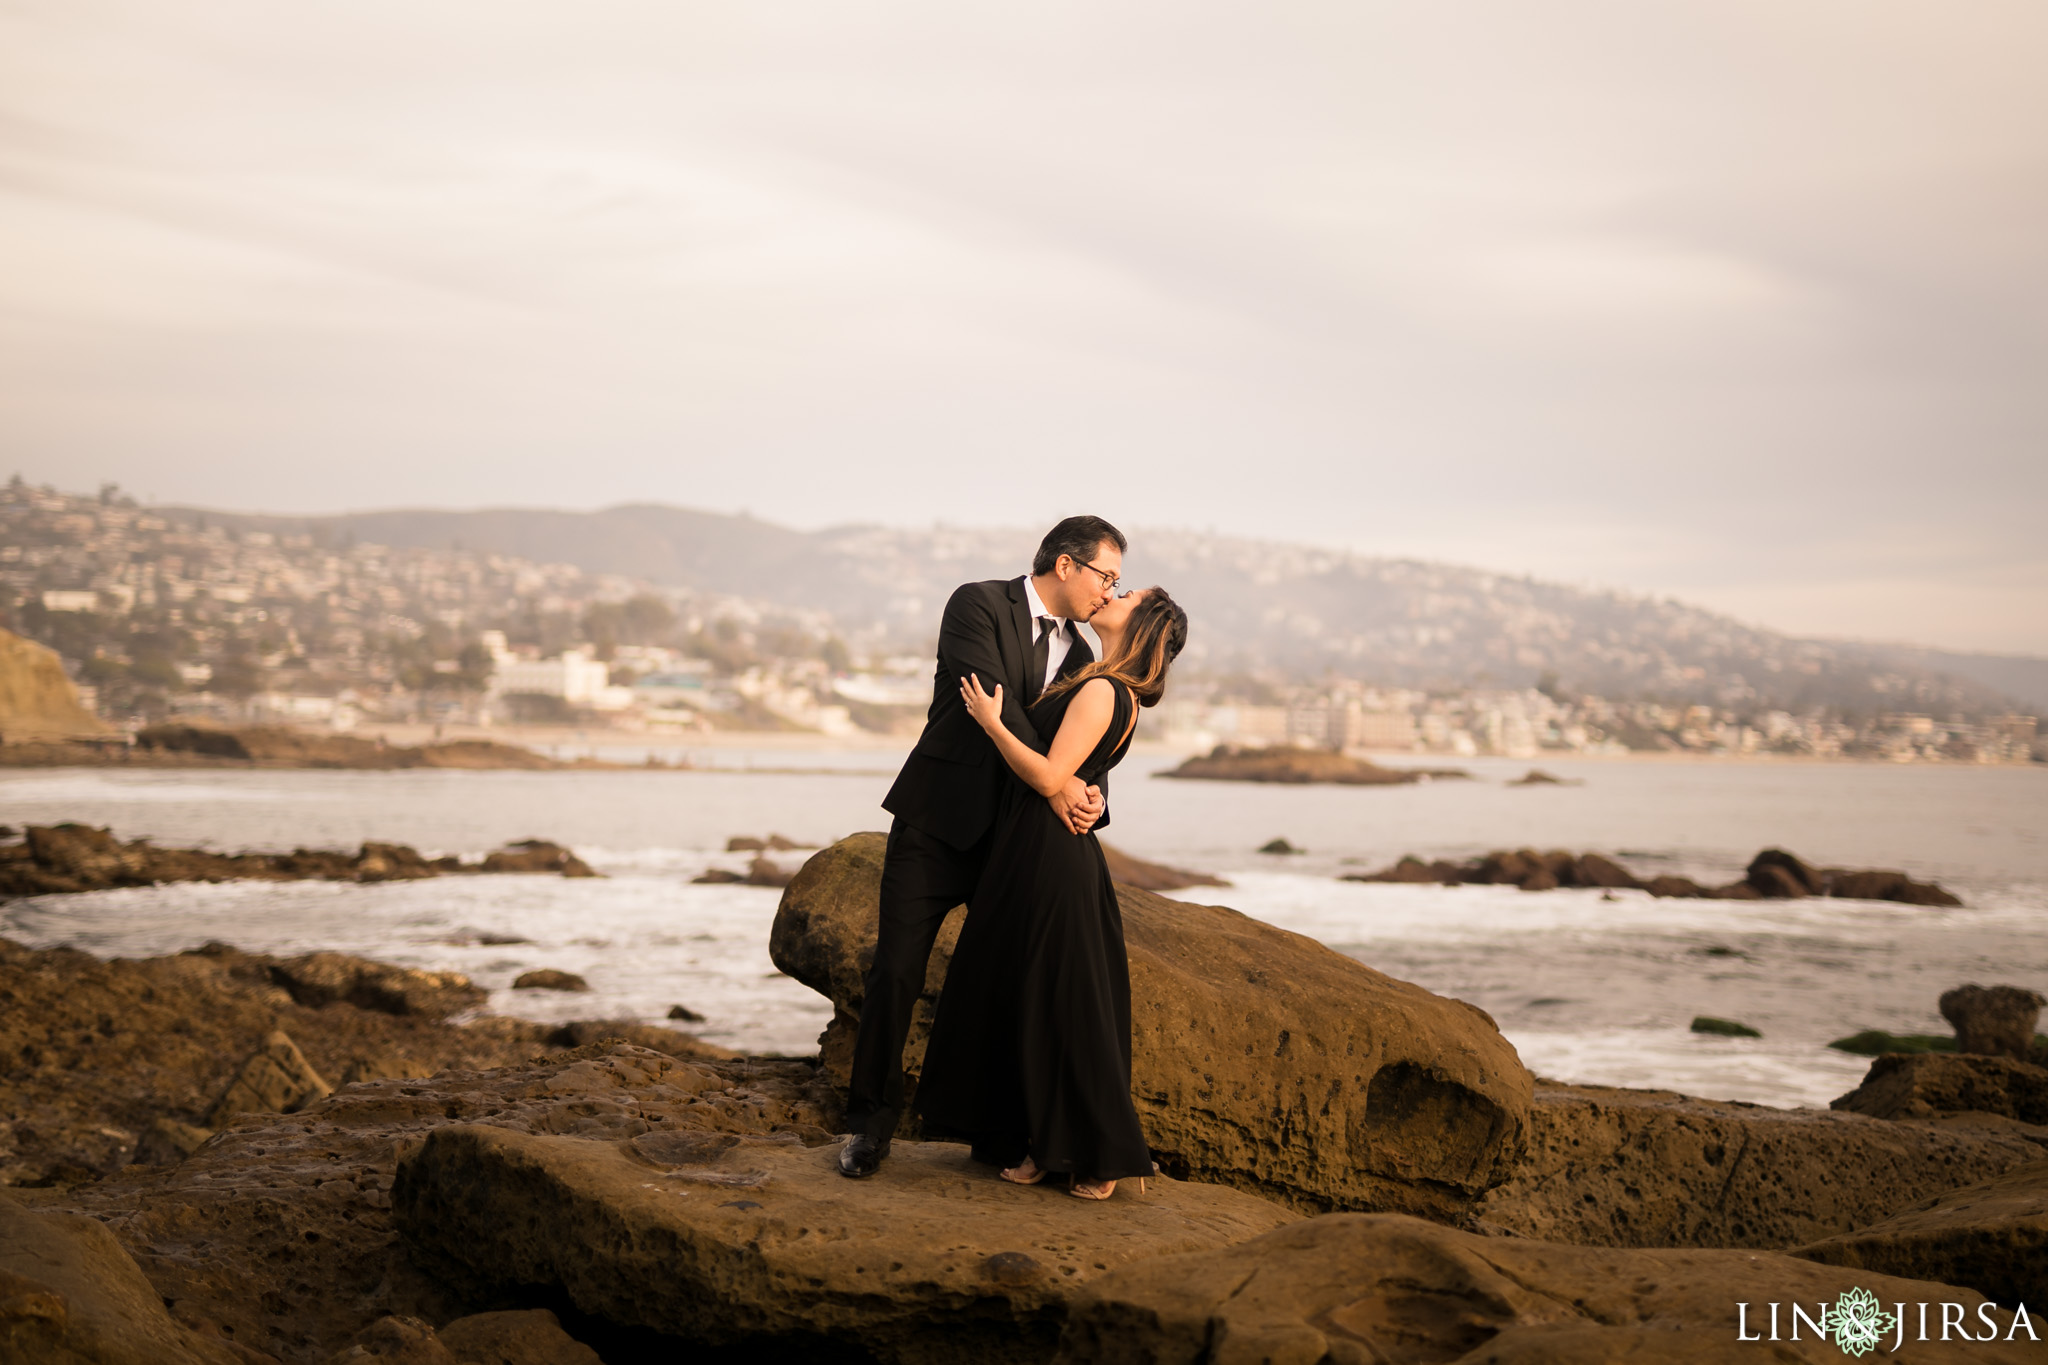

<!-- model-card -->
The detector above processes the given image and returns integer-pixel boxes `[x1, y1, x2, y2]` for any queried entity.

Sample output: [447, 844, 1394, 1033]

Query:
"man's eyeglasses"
[1071, 557, 1120, 594]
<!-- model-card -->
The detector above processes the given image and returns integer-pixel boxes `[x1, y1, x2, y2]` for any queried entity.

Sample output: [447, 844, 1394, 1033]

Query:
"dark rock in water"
[1098, 842, 1228, 891]
[1643, 873, 1707, 898]
[1795, 1157, 2048, 1320]
[1690, 1016, 1761, 1037]
[479, 839, 597, 878]
[691, 867, 746, 883]
[0, 1197, 250, 1364]
[1257, 837, 1300, 854]
[1831, 1051, 2048, 1125]
[1160, 743, 1467, 785]
[1056, 1212, 2033, 1365]
[744, 855, 793, 888]
[1745, 847, 1823, 897]
[1574, 853, 1640, 889]
[1507, 768, 1578, 786]
[667, 1003, 707, 1023]
[1828, 1030, 1957, 1056]
[1940, 983, 2046, 1059]
[511, 969, 589, 992]
[1471, 1081, 2046, 1250]
[394, 1125, 1294, 1365]
[729, 833, 814, 852]
[1707, 880, 1764, 900]
[773, 834, 1534, 1219]
[1342, 854, 1458, 885]
[206, 1029, 332, 1124]
[1828, 867, 1964, 907]
[0, 824, 600, 896]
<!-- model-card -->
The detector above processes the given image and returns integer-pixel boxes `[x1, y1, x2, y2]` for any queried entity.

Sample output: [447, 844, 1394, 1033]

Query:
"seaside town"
[3, 478, 2040, 763]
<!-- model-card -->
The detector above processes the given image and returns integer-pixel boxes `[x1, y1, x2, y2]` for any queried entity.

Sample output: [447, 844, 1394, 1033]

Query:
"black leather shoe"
[838, 1134, 889, 1178]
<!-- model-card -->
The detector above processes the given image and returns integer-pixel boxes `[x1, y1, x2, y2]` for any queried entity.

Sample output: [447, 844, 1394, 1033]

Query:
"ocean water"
[3, 755, 2044, 1108]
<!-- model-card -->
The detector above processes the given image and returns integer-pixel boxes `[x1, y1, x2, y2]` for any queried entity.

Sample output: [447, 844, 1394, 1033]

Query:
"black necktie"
[1031, 616, 1055, 700]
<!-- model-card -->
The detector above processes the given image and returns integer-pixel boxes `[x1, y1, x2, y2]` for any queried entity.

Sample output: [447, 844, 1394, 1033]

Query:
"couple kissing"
[839, 515, 1188, 1202]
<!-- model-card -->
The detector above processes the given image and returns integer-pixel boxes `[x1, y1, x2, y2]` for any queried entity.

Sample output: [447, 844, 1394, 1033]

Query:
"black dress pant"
[843, 815, 991, 1143]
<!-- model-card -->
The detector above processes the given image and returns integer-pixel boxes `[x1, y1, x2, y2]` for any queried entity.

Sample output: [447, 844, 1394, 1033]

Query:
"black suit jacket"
[881, 577, 1099, 850]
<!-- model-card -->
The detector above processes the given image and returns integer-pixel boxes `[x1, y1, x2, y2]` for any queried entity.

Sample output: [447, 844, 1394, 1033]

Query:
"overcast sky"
[2, 2, 2043, 653]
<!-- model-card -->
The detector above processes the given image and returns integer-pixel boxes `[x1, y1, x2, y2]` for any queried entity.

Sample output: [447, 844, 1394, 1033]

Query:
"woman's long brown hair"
[1036, 587, 1188, 710]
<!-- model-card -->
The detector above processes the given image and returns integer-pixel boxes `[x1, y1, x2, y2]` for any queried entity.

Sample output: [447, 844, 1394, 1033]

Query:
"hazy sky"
[3, 2, 2044, 652]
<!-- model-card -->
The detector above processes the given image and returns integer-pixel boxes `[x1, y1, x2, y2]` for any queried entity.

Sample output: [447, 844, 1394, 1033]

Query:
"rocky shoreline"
[1347, 843, 1966, 906]
[0, 823, 596, 898]
[0, 723, 618, 770]
[3, 838, 2045, 1362]
[1157, 742, 1470, 785]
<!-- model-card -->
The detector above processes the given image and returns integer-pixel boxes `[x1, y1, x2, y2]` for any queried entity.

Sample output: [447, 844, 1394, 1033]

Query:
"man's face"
[1053, 540, 1122, 620]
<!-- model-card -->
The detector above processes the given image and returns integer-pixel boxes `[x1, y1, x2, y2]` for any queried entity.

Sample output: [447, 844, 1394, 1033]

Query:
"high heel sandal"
[1069, 1174, 1146, 1201]
[1000, 1158, 1047, 1186]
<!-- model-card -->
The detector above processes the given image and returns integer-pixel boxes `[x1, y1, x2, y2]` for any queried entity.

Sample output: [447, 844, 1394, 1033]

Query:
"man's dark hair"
[1032, 515, 1127, 577]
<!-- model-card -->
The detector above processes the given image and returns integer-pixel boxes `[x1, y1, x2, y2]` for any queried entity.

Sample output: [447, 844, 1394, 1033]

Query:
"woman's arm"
[958, 675, 1114, 798]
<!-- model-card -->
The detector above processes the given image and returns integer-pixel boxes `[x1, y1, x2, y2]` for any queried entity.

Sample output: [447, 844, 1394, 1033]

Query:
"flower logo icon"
[1828, 1287, 1897, 1357]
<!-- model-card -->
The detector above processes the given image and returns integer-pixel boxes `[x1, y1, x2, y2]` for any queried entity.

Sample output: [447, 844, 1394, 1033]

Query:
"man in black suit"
[839, 514, 1127, 1177]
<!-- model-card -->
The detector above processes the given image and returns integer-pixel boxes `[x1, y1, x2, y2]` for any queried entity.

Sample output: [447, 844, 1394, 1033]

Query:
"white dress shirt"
[1020, 575, 1072, 693]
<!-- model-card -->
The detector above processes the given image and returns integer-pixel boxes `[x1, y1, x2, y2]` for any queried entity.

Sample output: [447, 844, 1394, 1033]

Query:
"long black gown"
[913, 679, 1152, 1182]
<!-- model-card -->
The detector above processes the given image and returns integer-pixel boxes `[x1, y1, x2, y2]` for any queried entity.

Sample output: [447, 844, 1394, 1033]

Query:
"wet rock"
[437, 1309, 603, 1365]
[207, 1031, 333, 1124]
[1941, 984, 2046, 1059]
[1643, 873, 1707, 898]
[1795, 1156, 2048, 1318]
[1257, 837, 1300, 854]
[689, 868, 746, 884]
[1828, 868, 1963, 907]
[1097, 842, 1228, 891]
[511, 969, 589, 992]
[727, 834, 814, 853]
[1708, 880, 1765, 900]
[1828, 1029, 1956, 1056]
[1506, 768, 1573, 785]
[1689, 1016, 1759, 1037]
[1831, 1052, 2048, 1125]
[1472, 1081, 2048, 1249]
[0, 1195, 252, 1364]
[393, 1125, 1297, 1365]
[743, 856, 792, 888]
[271, 952, 488, 1019]
[1053, 1212, 2036, 1364]
[665, 1004, 706, 1023]
[1161, 744, 1467, 784]
[1340, 854, 1461, 884]
[1574, 852, 1641, 889]
[771, 834, 1533, 1219]
[478, 840, 597, 878]
[351, 842, 437, 883]
[1745, 847, 1823, 897]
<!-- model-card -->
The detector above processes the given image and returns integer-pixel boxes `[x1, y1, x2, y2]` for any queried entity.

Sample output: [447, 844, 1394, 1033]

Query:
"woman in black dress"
[914, 586, 1188, 1201]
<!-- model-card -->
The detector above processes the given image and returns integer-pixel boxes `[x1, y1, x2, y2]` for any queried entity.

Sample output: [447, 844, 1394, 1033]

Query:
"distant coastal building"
[483, 632, 631, 711]
[40, 589, 99, 612]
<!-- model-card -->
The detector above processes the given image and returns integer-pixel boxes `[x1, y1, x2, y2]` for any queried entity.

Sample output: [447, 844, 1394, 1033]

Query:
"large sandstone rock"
[0, 1195, 251, 1364]
[55, 1042, 839, 1362]
[1054, 1213, 2038, 1364]
[1832, 1052, 2048, 1125]
[0, 626, 111, 741]
[1796, 1157, 2048, 1318]
[770, 834, 1534, 1218]
[1942, 984, 2046, 1060]
[394, 1122, 1297, 1365]
[1473, 1082, 2048, 1249]
[1097, 842, 1228, 891]
[436, 1309, 603, 1365]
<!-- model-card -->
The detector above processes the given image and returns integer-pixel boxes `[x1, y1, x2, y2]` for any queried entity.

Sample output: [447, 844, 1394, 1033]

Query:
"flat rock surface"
[394, 1124, 1298, 1365]
[1474, 1082, 2048, 1248]
[1797, 1156, 2048, 1315]
[1056, 1212, 2040, 1364]
[771, 834, 1533, 1219]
